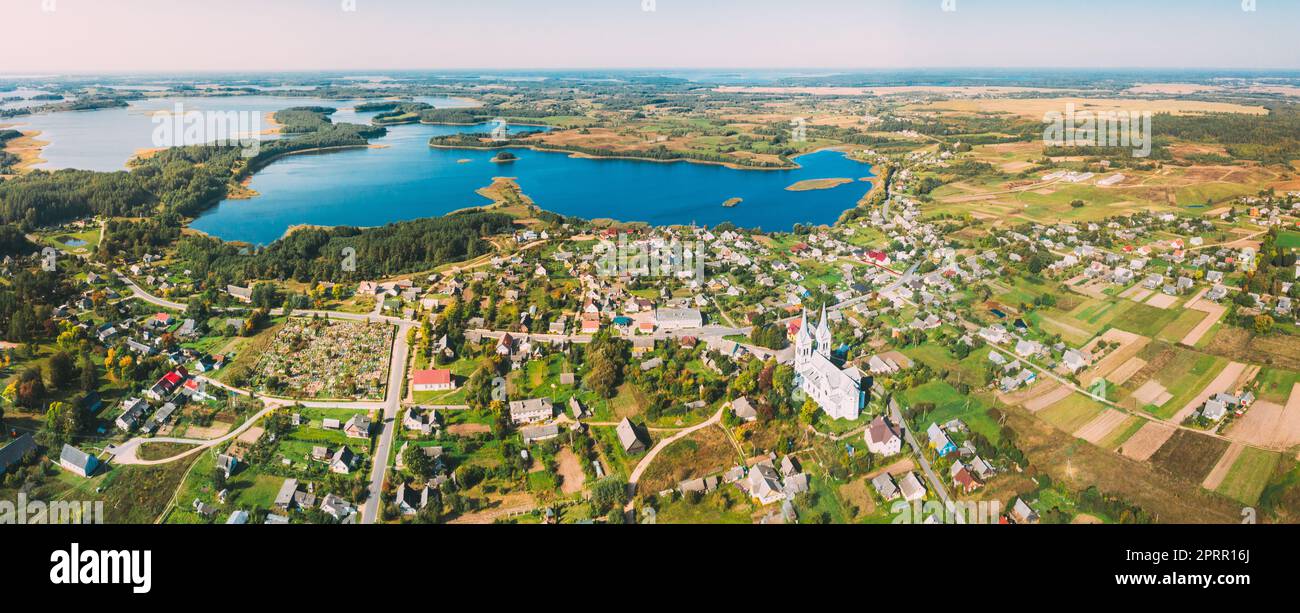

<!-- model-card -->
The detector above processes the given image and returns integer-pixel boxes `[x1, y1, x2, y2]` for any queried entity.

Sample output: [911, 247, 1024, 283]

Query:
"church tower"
[795, 308, 814, 364]
[815, 305, 832, 358]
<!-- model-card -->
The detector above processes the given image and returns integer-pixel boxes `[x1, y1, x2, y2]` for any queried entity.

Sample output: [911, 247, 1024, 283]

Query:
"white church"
[795, 307, 869, 421]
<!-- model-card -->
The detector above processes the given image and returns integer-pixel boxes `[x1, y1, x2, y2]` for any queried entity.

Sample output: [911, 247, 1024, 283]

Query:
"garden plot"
[1108, 357, 1147, 385]
[1144, 293, 1179, 309]
[251, 318, 394, 400]
[1180, 291, 1225, 347]
[1074, 409, 1130, 444]
[1079, 328, 1148, 386]
[1119, 421, 1177, 461]
[1169, 361, 1249, 424]
[1201, 442, 1244, 491]
[1132, 380, 1173, 408]
[1225, 383, 1300, 450]
[1023, 382, 1075, 413]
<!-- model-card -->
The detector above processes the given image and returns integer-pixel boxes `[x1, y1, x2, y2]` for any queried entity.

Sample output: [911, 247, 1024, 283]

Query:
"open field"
[1039, 394, 1108, 434]
[636, 425, 736, 494]
[1022, 382, 1074, 413]
[1074, 409, 1131, 444]
[555, 447, 586, 495]
[1096, 415, 1148, 451]
[1108, 357, 1147, 385]
[1214, 446, 1281, 505]
[1201, 443, 1244, 491]
[906, 97, 1269, 118]
[1179, 296, 1225, 346]
[1149, 430, 1231, 484]
[1005, 409, 1242, 523]
[1119, 421, 1177, 461]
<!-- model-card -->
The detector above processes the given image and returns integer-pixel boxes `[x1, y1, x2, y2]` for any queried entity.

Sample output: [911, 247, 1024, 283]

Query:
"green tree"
[1255, 314, 1274, 335]
[79, 353, 99, 392]
[47, 351, 75, 390]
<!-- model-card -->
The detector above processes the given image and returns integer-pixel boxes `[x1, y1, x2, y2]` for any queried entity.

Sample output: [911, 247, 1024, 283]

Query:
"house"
[865, 415, 902, 456]
[215, 453, 238, 479]
[568, 396, 585, 419]
[146, 369, 186, 400]
[343, 415, 372, 439]
[616, 417, 647, 454]
[950, 462, 981, 493]
[898, 471, 927, 502]
[678, 475, 720, 496]
[226, 284, 253, 303]
[143, 402, 179, 433]
[402, 407, 439, 436]
[225, 510, 250, 525]
[396, 443, 445, 473]
[274, 478, 301, 510]
[748, 461, 785, 505]
[1061, 349, 1089, 373]
[520, 423, 560, 444]
[970, 456, 996, 481]
[1202, 398, 1229, 422]
[330, 446, 357, 474]
[782, 472, 810, 498]
[319, 494, 356, 522]
[1010, 498, 1040, 524]
[180, 378, 209, 400]
[508, 397, 554, 425]
[731, 397, 758, 422]
[653, 307, 703, 330]
[1014, 339, 1043, 358]
[58, 444, 99, 478]
[115, 397, 149, 432]
[871, 473, 901, 501]
[926, 422, 957, 456]
[395, 482, 431, 515]
[0, 433, 37, 475]
[411, 369, 455, 392]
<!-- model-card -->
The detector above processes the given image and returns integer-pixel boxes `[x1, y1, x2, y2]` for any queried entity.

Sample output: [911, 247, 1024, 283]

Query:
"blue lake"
[10, 95, 874, 243]
[5, 94, 475, 171]
[191, 122, 874, 244]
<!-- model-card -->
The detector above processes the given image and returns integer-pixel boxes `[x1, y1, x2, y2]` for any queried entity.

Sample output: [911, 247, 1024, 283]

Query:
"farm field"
[1214, 447, 1282, 505]
[1149, 430, 1231, 485]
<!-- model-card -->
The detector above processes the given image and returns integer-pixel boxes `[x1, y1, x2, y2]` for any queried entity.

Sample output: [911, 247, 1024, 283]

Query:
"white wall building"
[794, 307, 867, 421]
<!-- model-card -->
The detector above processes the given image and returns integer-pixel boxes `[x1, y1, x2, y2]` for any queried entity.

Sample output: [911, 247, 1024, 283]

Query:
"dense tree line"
[174, 209, 516, 284]
[1155, 105, 1300, 165]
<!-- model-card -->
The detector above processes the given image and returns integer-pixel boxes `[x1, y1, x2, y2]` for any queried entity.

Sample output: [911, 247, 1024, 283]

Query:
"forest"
[173, 209, 517, 285]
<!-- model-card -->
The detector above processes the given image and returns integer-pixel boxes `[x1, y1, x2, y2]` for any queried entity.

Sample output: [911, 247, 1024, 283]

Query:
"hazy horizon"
[4, 0, 1298, 73]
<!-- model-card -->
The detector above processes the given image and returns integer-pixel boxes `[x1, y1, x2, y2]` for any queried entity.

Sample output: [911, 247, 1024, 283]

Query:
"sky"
[3, 0, 1298, 73]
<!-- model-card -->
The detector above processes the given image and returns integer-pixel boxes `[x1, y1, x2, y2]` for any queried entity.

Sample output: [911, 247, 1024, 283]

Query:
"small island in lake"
[491, 152, 518, 163]
[785, 177, 853, 192]
[722, 197, 742, 208]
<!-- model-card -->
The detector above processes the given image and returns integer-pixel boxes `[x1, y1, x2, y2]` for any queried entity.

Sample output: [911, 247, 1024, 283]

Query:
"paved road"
[117, 270, 421, 326]
[117, 272, 189, 310]
[361, 321, 413, 524]
[890, 400, 952, 507]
